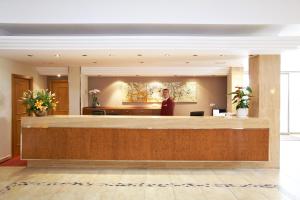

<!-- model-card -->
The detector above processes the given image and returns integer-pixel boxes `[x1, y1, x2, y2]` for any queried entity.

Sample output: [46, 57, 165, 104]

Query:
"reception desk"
[21, 116, 269, 168]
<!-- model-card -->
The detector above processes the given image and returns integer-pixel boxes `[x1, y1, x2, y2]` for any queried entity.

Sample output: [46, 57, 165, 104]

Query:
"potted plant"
[21, 89, 58, 117]
[228, 86, 253, 118]
[89, 89, 101, 107]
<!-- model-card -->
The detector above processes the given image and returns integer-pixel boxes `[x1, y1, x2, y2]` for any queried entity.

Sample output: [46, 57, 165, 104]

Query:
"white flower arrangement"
[88, 89, 100, 95]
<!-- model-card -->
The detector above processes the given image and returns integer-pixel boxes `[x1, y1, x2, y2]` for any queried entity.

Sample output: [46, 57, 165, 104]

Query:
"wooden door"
[49, 79, 69, 115]
[12, 74, 33, 156]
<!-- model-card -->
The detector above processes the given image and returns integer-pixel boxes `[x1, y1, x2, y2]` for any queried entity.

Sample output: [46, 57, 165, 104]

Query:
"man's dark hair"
[163, 88, 169, 92]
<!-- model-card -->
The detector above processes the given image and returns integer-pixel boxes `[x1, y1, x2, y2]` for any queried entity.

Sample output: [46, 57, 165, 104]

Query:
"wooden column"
[227, 67, 244, 113]
[249, 55, 280, 168]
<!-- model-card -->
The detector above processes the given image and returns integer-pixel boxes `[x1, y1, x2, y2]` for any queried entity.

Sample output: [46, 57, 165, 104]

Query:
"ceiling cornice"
[0, 36, 300, 53]
[81, 66, 230, 76]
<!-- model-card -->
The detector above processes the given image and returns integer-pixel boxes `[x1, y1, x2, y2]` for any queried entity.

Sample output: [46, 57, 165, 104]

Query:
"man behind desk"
[160, 88, 175, 116]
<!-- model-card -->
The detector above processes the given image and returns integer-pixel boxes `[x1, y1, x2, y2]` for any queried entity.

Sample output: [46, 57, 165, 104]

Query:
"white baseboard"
[0, 155, 11, 163]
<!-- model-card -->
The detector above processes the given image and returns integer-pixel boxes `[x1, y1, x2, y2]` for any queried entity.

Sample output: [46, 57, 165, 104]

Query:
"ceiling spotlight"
[54, 54, 60, 58]
[82, 54, 88, 57]
[27, 54, 33, 57]
[57, 74, 61, 78]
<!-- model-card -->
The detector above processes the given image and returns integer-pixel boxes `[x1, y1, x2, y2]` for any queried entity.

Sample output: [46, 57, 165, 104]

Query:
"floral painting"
[122, 81, 197, 103]
[122, 82, 148, 102]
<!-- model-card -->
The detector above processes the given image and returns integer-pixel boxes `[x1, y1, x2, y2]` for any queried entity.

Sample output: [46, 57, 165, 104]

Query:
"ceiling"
[0, 49, 246, 67]
[0, 24, 293, 36]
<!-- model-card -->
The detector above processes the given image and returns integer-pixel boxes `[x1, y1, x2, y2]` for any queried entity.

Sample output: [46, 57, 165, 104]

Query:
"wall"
[227, 67, 244, 113]
[0, 0, 300, 24]
[88, 77, 227, 116]
[0, 58, 46, 161]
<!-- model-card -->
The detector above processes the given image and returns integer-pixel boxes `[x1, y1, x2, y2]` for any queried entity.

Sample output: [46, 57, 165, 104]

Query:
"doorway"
[11, 74, 33, 156]
[48, 78, 69, 115]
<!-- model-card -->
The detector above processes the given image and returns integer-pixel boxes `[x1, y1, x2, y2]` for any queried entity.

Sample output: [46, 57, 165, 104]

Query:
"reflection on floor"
[0, 139, 299, 200]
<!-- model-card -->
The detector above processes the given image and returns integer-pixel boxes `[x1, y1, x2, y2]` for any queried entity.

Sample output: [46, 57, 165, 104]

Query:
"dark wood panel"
[22, 128, 269, 161]
[82, 107, 160, 116]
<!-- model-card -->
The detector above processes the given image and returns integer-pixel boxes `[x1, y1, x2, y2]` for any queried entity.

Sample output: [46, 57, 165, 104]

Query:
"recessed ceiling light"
[27, 54, 33, 57]
[57, 74, 61, 78]
[82, 54, 88, 57]
[54, 54, 60, 58]
[137, 54, 143, 57]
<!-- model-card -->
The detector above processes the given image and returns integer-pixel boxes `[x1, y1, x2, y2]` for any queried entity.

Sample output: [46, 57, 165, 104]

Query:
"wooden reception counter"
[21, 116, 269, 168]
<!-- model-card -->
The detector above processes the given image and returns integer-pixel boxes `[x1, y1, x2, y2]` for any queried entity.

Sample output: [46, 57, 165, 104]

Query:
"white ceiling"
[0, 24, 296, 36]
[0, 49, 246, 67]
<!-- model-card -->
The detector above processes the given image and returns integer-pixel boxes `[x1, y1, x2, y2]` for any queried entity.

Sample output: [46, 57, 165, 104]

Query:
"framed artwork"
[122, 81, 197, 103]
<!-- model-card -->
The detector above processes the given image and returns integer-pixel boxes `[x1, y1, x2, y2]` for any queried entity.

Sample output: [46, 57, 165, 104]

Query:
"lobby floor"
[0, 138, 299, 200]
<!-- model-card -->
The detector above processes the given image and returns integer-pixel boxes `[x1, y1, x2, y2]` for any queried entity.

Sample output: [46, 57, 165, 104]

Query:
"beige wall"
[227, 67, 244, 113]
[88, 77, 227, 116]
[0, 58, 46, 161]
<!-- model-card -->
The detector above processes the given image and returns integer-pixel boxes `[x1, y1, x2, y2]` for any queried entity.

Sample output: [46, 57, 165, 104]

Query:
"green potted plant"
[21, 89, 58, 117]
[228, 86, 253, 118]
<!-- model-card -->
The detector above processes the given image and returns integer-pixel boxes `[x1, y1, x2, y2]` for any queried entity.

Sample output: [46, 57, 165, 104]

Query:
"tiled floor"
[0, 138, 300, 200]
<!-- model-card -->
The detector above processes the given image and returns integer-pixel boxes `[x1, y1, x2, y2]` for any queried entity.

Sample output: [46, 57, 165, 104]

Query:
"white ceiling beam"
[0, 36, 299, 54]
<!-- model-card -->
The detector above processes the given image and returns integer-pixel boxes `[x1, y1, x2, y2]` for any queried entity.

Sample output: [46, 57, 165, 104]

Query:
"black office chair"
[92, 110, 106, 115]
[190, 111, 204, 116]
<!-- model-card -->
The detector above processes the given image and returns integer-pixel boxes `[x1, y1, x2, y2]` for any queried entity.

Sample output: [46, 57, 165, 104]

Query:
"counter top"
[21, 115, 269, 129]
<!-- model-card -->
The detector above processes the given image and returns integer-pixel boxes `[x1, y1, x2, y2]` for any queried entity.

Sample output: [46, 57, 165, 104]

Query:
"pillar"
[249, 55, 280, 168]
[68, 66, 81, 115]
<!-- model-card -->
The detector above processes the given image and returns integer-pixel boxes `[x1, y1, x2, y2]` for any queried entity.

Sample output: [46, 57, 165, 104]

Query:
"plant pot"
[34, 110, 48, 117]
[236, 108, 249, 118]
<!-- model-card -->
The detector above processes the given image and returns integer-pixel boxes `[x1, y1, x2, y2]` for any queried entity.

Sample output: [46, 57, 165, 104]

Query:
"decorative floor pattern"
[0, 140, 299, 200]
[0, 181, 278, 195]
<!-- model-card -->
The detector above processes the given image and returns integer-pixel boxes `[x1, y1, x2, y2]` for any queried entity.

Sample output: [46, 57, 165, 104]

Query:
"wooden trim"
[11, 74, 33, 156]
[27, 160, 273, 169]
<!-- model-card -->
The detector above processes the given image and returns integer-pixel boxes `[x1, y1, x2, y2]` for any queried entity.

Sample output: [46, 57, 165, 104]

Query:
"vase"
[92, 101, 98, 108]
[34, 110, 48, 117]
[236, 108, 249, 118]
